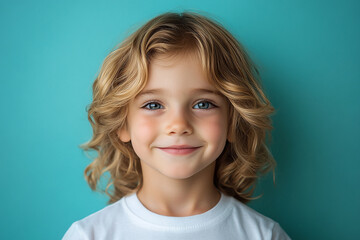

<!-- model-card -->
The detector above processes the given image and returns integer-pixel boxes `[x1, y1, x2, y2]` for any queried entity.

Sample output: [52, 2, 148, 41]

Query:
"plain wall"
[1, 0, 359, 239]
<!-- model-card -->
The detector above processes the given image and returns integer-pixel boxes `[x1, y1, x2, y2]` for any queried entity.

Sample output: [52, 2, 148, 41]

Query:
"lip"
[157, 145, 201, 155]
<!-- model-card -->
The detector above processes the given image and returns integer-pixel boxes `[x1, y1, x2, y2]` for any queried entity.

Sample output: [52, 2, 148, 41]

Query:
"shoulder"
[230, 197, 275, 224]
[79, 197, 126, 226]
[227, 196, 291, 239]
[62, 197, 127, 240]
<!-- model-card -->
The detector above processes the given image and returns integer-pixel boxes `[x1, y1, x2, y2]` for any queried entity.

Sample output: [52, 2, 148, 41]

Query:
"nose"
[165, 109, 193, 136]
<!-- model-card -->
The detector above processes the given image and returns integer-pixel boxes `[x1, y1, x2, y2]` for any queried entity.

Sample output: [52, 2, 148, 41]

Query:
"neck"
[137, 161, 221, 217]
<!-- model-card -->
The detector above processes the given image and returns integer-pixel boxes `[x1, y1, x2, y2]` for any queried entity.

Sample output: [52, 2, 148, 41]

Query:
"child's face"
[118, 52, 229, 181]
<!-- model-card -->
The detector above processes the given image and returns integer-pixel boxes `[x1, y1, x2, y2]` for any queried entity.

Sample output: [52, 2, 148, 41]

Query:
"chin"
[161, 166, 205, 180]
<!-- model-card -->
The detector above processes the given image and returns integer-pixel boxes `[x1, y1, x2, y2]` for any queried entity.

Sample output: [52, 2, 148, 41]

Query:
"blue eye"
[193, 101, 215, 109]
[143, 102, 163, 110]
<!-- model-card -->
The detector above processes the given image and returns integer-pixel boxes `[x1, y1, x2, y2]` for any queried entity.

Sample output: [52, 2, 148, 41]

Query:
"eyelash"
[141, 99, 218, 110]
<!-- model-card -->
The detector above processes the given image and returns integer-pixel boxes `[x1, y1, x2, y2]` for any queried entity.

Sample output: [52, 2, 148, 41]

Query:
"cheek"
[198, 114, 228, 145]
[129, 114, 159, 148]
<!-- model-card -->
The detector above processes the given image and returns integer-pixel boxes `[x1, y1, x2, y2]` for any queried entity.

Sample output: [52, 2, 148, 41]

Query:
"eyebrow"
[135, 88, 223, 99]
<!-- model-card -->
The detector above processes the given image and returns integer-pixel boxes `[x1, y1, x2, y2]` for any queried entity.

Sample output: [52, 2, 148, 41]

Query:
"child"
[63, 11, 290, 239]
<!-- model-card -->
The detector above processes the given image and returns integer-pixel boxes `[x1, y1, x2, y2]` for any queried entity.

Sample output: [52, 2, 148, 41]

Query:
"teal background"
[1, 0, 359, 239]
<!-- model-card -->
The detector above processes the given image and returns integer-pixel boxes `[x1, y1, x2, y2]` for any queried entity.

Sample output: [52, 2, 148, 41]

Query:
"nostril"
[167, 125, 193, 135]
[165, 112, 193, 135]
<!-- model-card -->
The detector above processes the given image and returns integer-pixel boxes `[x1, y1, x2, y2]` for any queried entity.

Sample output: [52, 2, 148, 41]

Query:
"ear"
[117, 125, 131, 142]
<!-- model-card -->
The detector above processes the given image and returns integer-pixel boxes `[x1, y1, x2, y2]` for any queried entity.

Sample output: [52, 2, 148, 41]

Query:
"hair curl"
[81, 11, 275, 204]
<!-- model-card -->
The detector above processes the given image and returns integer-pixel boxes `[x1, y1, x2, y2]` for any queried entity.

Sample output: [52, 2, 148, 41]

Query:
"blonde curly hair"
[81, 11, 275, 204]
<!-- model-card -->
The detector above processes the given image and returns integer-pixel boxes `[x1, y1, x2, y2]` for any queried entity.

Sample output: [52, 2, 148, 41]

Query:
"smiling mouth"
[157, 146, 201, 155]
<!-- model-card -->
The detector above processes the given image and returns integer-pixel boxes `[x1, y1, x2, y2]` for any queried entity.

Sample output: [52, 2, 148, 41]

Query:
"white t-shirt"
[63, 192, 290, 240]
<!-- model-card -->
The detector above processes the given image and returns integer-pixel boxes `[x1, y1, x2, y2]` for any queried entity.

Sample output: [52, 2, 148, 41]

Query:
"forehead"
[149, 50, 201, 69]
[146, 52, 213, 89]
